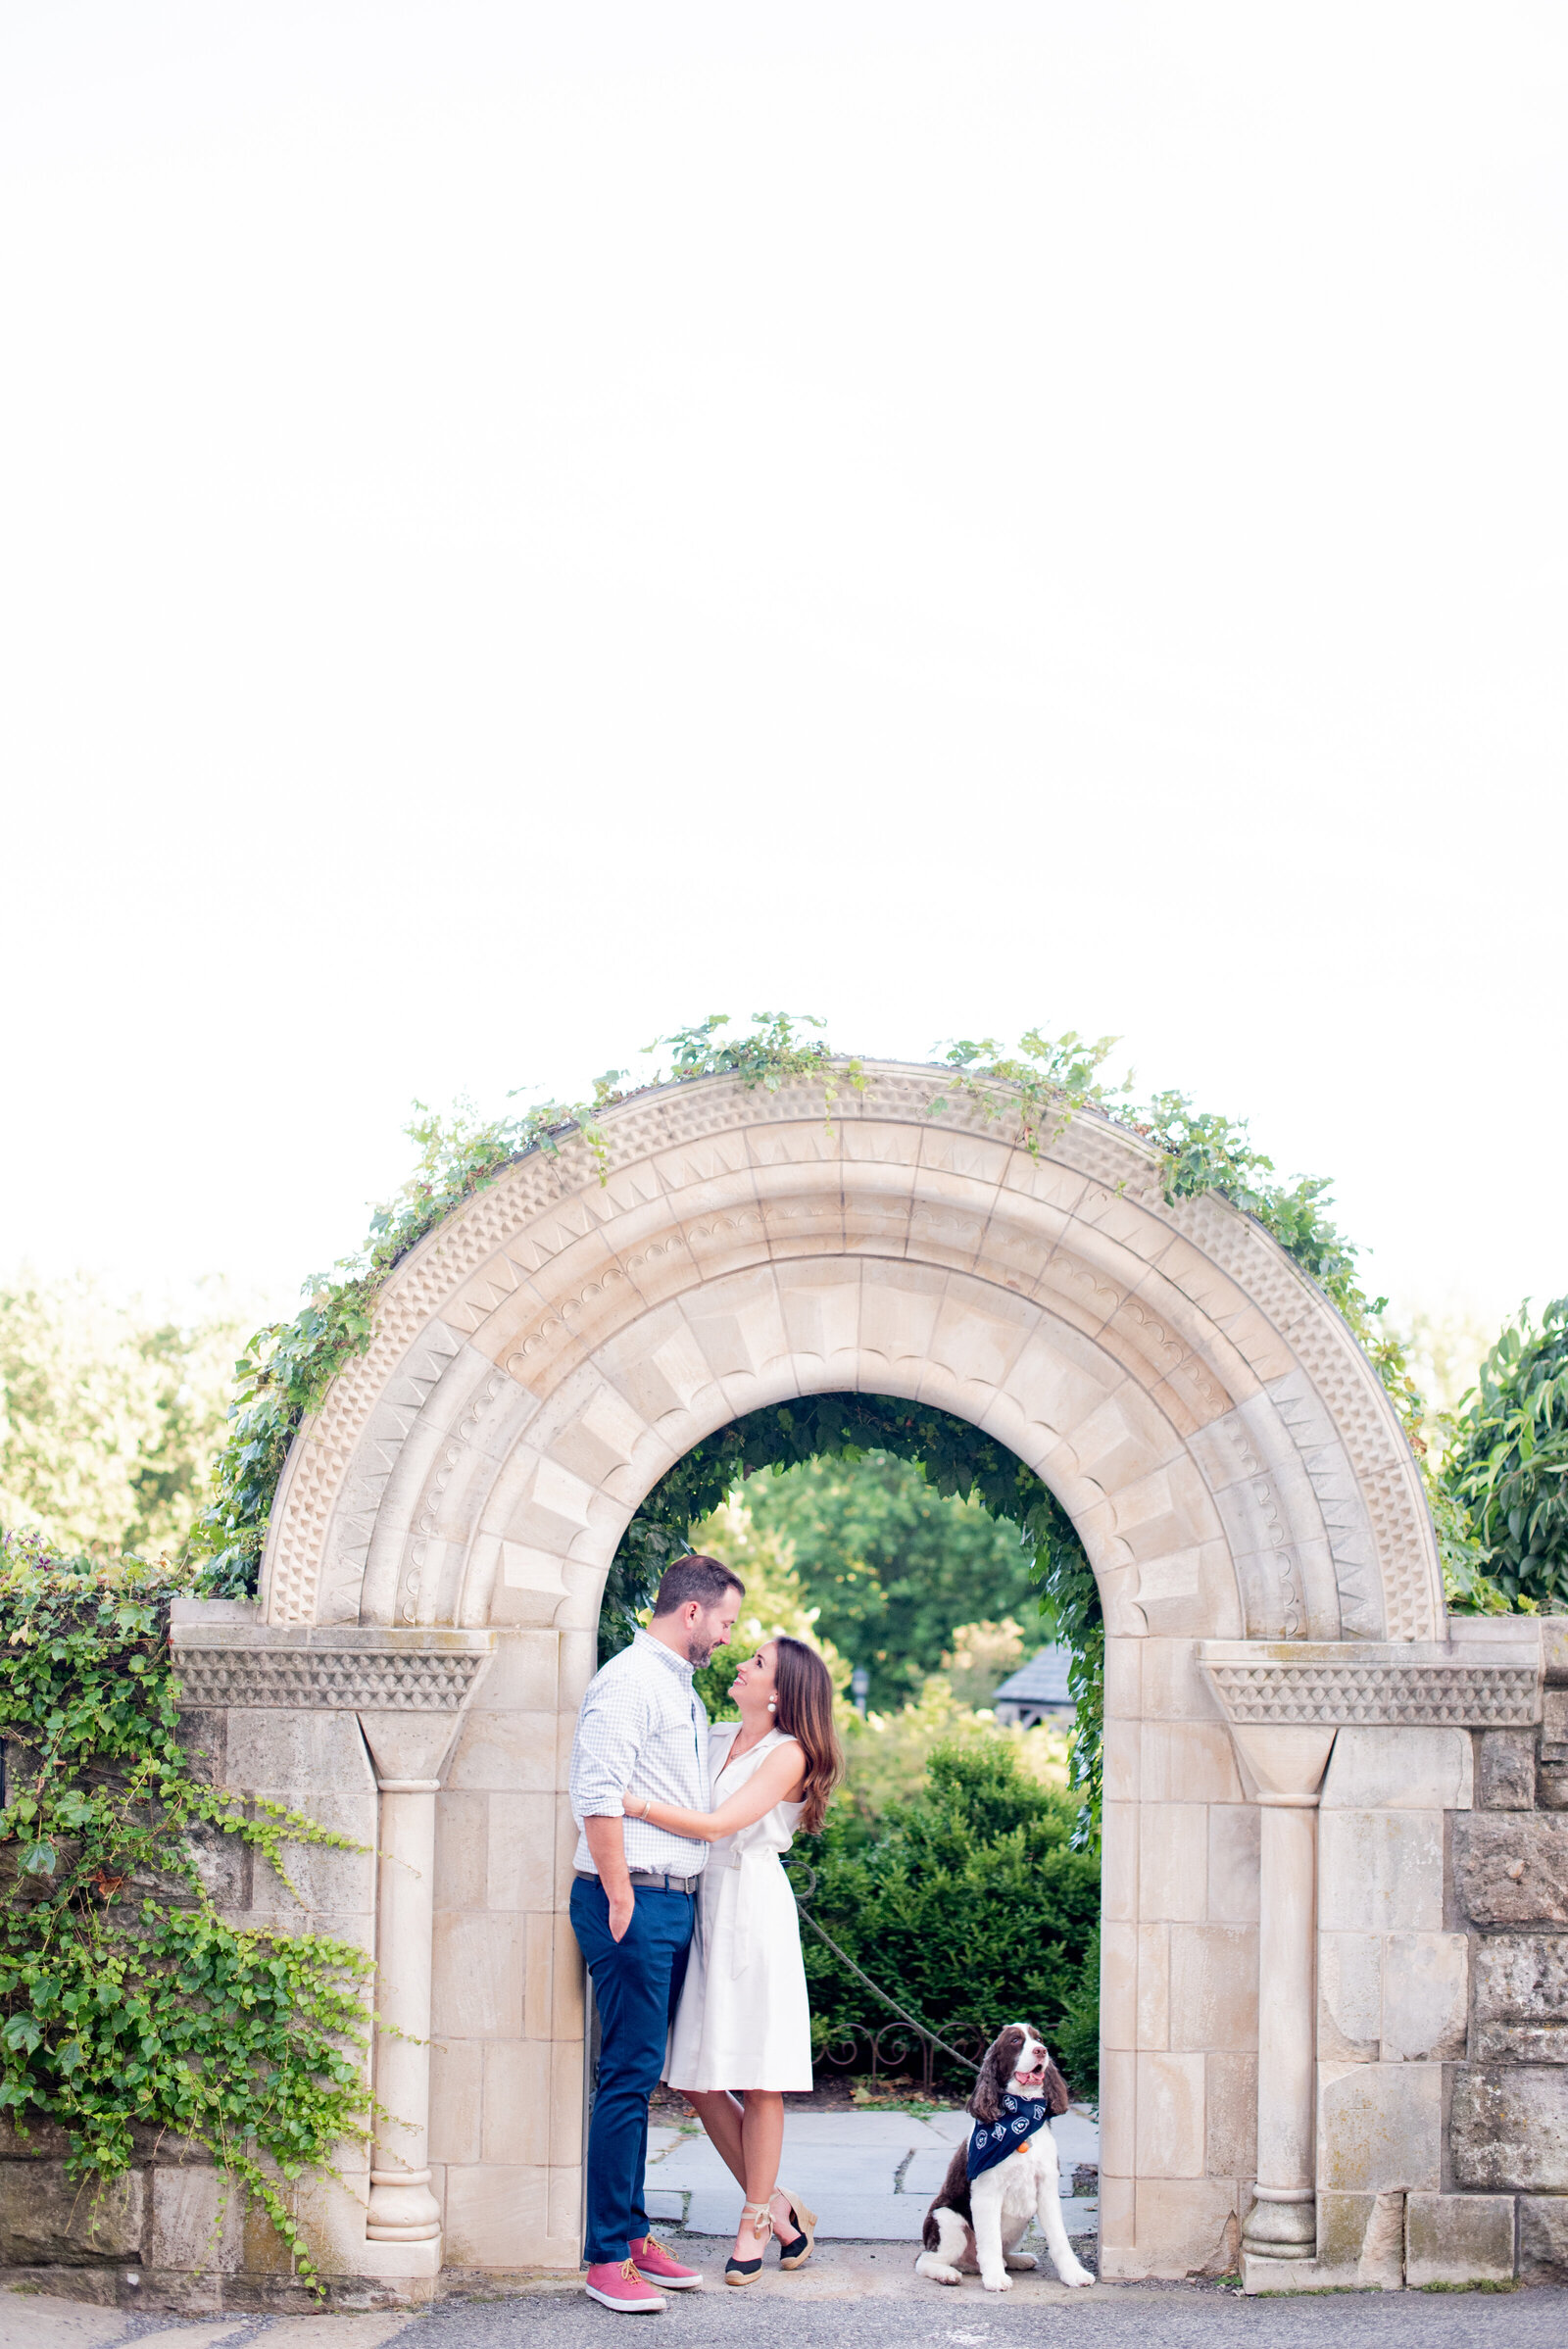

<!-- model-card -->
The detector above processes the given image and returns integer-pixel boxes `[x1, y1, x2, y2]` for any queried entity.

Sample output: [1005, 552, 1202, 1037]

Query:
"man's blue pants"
[570, 1878, 696, 2266]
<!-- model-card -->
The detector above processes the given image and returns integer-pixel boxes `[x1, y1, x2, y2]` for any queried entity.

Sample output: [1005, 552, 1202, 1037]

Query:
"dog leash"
[786, 1861, 980, 2076]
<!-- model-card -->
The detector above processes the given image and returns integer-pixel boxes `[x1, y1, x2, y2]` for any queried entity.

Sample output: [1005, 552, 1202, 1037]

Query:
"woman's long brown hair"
[772, 1636, 844, 1834]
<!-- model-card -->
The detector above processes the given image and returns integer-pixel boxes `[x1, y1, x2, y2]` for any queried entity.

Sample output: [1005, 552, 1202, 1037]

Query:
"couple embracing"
[567, 1552, 842, 2314]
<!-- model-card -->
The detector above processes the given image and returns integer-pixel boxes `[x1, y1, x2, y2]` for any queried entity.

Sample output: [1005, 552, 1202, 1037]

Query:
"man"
[569, 1552, 745, 2313]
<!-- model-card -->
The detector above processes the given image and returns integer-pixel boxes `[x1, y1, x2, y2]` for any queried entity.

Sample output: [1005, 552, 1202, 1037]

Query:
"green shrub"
[794, 1737, 1101, 2100]
[1444, 1297, 1568, 1611]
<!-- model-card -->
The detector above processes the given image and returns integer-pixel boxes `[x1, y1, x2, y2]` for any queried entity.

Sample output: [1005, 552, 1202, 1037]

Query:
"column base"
[368, 2167, 443, 2241]
[354, 2234, 444, 2282]
[1242, 2189, 1315, 2259]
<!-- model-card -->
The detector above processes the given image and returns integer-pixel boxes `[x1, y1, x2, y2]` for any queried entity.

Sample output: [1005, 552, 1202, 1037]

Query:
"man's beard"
[688, 1632, 721, 1668]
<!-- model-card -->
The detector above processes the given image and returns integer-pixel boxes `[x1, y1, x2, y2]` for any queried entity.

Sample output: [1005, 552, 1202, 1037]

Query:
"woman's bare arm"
[625, 1739, 805, 1841]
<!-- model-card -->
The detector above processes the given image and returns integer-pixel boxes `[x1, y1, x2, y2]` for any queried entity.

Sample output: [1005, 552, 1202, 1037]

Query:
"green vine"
[0, 1534, 372, 2288]
[189, 1015, 848, 1594]
[193, 1016, 1517, 1617]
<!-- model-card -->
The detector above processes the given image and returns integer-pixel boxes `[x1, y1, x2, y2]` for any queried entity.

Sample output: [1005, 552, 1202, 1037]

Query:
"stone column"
[1228, 1724, 1337, 2261]
[358, 1712, 464, 2245]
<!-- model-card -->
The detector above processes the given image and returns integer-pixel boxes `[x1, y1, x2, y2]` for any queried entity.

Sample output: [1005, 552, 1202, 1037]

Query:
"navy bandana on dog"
[966, 2093, 1054, 2180]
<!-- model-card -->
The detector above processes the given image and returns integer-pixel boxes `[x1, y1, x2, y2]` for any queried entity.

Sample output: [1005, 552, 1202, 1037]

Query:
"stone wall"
[1301, 1617, 1568, 2291]
[1446, 1620, 1568, 2288]
[0, 1687, 382, 2312]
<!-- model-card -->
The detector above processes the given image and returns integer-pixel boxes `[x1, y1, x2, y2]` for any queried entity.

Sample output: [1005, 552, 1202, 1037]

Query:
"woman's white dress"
[664, 1724, 813, 2093]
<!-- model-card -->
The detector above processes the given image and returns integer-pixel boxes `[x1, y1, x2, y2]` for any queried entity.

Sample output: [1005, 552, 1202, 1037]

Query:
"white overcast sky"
[3, 2, 1565, 1334]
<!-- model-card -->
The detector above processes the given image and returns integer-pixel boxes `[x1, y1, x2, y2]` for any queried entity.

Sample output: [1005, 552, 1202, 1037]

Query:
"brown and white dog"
[914, 2022, 1094, 2292]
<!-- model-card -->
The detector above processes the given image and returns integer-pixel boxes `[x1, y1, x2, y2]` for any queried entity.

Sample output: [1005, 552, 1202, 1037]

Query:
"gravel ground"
[11, 2257, 1568, 2349]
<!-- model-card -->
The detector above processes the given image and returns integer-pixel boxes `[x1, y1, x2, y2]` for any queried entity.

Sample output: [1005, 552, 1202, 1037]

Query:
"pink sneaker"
[629, 2233, 704, 2290]
[585, 2257, 666, 2313]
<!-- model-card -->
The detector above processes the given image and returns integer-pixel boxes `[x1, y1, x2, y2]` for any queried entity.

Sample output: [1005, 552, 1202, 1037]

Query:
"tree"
[0, 1276, 245, 1557]
[1444, 1297, 1568, 1611]
[743, 1450, 1041, 1710]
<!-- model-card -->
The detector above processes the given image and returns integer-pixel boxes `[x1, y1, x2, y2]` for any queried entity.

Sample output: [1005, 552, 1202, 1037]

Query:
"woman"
[621, 1633, 841, 2285]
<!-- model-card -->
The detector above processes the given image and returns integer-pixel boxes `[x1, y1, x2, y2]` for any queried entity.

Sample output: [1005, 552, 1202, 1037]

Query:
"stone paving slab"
[646, 2104, 1100, 2245]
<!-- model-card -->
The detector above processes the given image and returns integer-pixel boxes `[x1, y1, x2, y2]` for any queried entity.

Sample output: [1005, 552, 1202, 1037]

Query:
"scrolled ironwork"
[787, 1859, 981, 2094]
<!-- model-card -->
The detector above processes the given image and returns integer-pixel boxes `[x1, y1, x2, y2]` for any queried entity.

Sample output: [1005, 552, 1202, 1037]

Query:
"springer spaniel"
[914, 2022, 1094, 2293]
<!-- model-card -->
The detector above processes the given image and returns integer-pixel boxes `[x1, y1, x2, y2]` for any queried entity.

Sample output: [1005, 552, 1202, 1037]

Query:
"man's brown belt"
[575, 1868, 701, 1894]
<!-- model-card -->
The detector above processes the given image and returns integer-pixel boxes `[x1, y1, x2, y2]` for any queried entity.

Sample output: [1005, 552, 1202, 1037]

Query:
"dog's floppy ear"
[967, 2027, 1022, 2125]
[1043, 2057, 1071, 2117]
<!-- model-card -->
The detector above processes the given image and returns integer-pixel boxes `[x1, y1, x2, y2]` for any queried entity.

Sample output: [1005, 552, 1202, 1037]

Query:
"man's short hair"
[651, 1553, 745, 1617]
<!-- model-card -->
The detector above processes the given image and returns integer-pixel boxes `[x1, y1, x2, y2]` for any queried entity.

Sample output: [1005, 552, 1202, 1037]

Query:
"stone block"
[0, 2162, 144, 2264]
[1136, 1920, 1168, 2049]
[1474, 2022, 1568, 2063]
[1205, 1803, 1259, 1924]
[1312, 2187, 1380, 2280]
[481, 2039, 551, 2165]
[1102, 1634, 1142, 1721]
[1140, 1721, 1244, 1806]
[443, 2162, 551, 2266]
[1204, 2051, 1256, 2178]
[0, 2115, 72, 2160]
[433, 1791, 489, 1912]
[1454, 1815, 1568, 1927]
[1102, 1716, 1139, 1804]
[431, 1910, 524, 2038]
[1098, 2049, 1135, 2178]
[1381, 1933, 1468, 2063]
[1168, 1923, 1257, 2052]
[1404, 2191, 1516, 2287]
[1138, 1637, 1215, 1724]
[1319, 1726, 1471, 1812]
[550, 2039, 584, 2166]
[444, 1709, 559, 1793]
[429, 2035, 484, 2165]
[1319, 1933, 1381, 2062]
[1101, 1919, 1137, 2051]
[1135, 2052, 1204, 2178]
[486, 1791, 556, 1911]
[1519, 2193, 1568, 2283]
[1102, 1802, 1138, 1923]
[1318, 1810, 1444, 1933]
[1099, 2172, 1135, 2252]
[1318, 2060, 1443, 2192]
[466, 1629, 560, 1713]
[1541, 1763, 1568, 1810]
[1451, 2066, 1568, 2190]
[1138, 1802, 1207, 1923]
[1474, 1930, 1568, 2021]
[149, 2164, 244, 2273]
[1477, 1730, 1538, 1810]
[1130, 2179, 1239, 2278]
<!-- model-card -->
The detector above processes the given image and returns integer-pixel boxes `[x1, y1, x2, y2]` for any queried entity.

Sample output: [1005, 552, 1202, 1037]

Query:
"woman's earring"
[767, 1699, 776, 1712]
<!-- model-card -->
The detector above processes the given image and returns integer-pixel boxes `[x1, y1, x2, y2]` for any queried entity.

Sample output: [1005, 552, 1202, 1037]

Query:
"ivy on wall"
[0, 1535, 371, 2287]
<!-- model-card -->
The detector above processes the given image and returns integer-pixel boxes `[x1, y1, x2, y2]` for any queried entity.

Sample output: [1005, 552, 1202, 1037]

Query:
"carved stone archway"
[179, 1064, 1543, 2291]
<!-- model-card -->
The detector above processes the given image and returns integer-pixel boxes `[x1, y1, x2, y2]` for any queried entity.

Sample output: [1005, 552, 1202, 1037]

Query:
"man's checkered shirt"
[569, 1628, 712, 1877]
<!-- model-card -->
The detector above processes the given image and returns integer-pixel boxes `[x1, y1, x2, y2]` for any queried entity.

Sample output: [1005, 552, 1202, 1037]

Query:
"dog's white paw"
[981, 2273, 1013, 2293]
[1004, 2251, 1038, 2271]
[1057, 2259, 1095, 2289]
[915, 2259, 963, 2286]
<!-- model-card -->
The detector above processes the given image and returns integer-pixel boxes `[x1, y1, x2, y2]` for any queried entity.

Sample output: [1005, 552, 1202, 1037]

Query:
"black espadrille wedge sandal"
[773, 2191, 818, 2270]
[725, 2201, 772, 2286]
